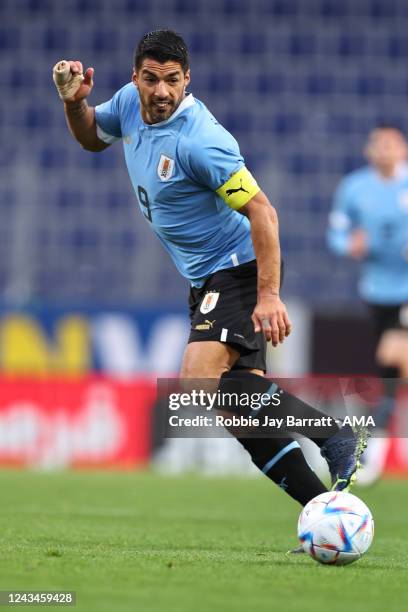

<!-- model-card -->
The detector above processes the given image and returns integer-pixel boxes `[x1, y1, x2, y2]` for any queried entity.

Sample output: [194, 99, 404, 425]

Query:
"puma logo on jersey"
[226, 179, 250, 197]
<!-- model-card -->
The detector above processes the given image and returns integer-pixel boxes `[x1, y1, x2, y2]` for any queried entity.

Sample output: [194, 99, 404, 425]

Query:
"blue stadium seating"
[1, 0, 407, 304]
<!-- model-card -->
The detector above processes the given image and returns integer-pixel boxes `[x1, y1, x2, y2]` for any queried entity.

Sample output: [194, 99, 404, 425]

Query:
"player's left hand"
[64, 61, 94, 104]
[252, 295, 292, 346]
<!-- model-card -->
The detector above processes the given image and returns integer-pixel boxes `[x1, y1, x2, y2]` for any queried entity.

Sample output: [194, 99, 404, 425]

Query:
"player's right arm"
[57, 61, 110, 152]
[327, 178, 368, 260]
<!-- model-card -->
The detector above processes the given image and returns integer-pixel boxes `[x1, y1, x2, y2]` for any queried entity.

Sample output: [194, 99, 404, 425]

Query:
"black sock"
[220, 371, 340, 446]
[238, 436, 327, 506]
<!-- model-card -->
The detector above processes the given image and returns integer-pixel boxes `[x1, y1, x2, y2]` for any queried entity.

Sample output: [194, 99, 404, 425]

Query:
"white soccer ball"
[297, 491, 374, 565]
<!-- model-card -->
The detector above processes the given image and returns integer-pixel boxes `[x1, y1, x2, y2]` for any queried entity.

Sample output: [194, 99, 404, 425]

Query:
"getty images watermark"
[155, 377, 391, 439]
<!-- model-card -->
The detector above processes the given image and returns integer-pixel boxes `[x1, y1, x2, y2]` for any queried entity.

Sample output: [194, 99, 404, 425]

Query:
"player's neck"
[378, 168, 396, 180]
[375, 162, 406, 180]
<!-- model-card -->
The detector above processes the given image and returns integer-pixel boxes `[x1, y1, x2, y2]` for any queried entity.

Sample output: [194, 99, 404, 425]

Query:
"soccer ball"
[297, 491, 374, 565]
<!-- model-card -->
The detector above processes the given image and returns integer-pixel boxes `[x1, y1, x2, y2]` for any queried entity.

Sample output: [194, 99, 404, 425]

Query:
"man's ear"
[132, 70, 138, 88]
[184, 69, 191, 88]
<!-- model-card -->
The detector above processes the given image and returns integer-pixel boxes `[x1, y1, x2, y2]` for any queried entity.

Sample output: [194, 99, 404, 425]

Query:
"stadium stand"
[1, 0, 407, 304]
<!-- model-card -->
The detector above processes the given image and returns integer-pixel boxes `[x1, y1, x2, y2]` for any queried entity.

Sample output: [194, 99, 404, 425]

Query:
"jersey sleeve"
[94, 90, 123, 144]
[327, 178, 356, 256]
[181, 128, 260, 210]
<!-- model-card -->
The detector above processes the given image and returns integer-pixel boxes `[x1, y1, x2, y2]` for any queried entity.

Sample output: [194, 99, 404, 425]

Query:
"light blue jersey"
[327, 165, 408, 304]
[95, 84, 256, 286]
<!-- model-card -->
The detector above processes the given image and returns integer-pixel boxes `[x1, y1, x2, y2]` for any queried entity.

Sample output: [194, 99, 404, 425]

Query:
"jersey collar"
[394, 162, 408, 180]
[142, 93, 195, 128]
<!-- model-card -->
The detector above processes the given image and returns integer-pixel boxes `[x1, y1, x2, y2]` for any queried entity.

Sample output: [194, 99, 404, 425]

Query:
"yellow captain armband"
[216, 166, 260, 210]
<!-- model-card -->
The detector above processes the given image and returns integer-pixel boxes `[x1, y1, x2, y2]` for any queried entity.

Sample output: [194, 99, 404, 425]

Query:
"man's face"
[133, 59, 190, 124]
[365, 128, 408, 175]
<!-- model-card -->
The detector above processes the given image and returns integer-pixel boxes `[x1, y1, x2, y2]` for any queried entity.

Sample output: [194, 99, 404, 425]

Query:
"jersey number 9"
[137, 185, 152, 222]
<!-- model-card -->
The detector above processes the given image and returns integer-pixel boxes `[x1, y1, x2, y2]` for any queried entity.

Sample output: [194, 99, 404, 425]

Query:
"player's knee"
[180, 342, 236, 379]
[180, 360, 229, 380]
[179, 361, 226, 396]
[217, 369, 268, 416]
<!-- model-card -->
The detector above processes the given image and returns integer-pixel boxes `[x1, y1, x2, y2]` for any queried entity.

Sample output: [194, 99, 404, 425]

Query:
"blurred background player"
[327, 125, 408, 484]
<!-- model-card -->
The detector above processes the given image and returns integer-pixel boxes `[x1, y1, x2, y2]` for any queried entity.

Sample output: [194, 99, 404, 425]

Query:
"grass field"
[0, 470, 407, 612]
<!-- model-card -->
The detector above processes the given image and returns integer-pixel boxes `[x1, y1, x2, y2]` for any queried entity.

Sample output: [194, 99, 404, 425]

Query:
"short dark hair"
[134, 30, 189, 73]
[372, 122, 404, 133]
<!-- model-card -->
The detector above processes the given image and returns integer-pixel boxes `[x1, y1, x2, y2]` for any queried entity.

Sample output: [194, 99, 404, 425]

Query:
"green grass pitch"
[0, 470, 407, 612]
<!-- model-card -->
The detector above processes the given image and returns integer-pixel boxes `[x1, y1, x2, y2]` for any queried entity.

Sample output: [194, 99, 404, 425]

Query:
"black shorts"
[188, 259, 267, 371]
[368, 302, 407, 380]
[369, 303, 407, 342]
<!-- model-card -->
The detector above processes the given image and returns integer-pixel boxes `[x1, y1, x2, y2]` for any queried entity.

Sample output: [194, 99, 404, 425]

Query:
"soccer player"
[55, 30, 365, 511]
[328, 124, 408, 484]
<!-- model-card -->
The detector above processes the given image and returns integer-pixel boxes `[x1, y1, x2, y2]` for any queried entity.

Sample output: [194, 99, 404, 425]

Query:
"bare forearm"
[247, 195, 281, 297]
[241, 190, 291, 344]
[64, 100, 106, 151]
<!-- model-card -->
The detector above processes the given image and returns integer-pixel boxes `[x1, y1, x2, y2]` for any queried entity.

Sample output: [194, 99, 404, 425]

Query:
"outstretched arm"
[240, 190, 292, 346]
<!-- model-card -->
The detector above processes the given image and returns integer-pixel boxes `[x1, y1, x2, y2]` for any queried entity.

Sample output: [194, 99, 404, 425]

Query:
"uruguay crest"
[200, 291, 220, 314]
[157, 154, 175, 181]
